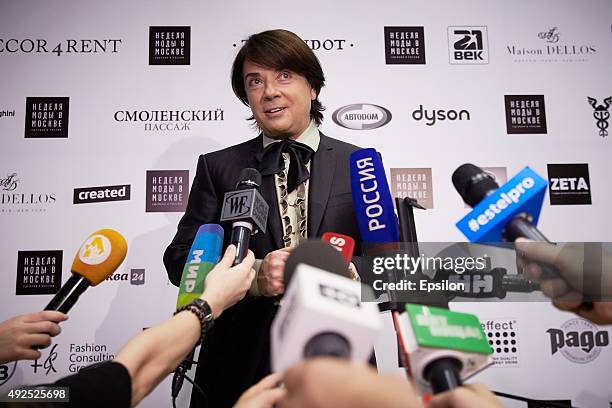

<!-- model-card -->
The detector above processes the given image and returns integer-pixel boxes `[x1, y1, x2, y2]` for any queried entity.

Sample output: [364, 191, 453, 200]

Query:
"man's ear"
[310, 87, 316, 100]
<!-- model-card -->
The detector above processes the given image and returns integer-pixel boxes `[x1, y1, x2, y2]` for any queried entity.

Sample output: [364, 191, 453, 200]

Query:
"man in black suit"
[164, 29, 362, 407]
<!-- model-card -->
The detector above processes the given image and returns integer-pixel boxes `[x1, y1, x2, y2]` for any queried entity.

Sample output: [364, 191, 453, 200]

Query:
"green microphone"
[397, 304, 493, 394]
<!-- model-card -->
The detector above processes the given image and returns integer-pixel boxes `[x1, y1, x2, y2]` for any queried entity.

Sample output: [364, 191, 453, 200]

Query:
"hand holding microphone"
[202, 245, 256, 319]
[0, 311, 67, 364]
[516, 239, 612, 324]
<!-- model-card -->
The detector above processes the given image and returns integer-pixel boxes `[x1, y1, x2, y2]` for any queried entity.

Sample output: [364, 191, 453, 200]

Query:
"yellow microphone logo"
[79, 234, 111, 265]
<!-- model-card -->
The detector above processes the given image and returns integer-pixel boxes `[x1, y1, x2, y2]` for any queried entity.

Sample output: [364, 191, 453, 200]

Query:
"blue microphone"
[349, 148, 399, 244]
[453, 165, 547, 243]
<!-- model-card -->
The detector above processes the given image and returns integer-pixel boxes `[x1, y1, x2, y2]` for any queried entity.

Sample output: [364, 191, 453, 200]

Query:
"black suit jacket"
[164, 132, 361, 407]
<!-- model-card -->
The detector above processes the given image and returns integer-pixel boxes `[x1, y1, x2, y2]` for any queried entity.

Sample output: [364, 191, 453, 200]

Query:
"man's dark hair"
[231, 29, 325, 125]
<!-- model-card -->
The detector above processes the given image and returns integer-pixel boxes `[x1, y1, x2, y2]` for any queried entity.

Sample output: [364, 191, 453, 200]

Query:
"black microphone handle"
[172, 348, 195, 398]
[502, 274, 540, 293]
[424, 357, 462, 393]
[44, 274, 91, 314]
[230, 222, 253, 266]
[503, 216, 550, 242]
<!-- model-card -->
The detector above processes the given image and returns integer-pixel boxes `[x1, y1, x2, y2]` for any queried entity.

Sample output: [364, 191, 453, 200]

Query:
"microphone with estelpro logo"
[453, 164, 548, 243]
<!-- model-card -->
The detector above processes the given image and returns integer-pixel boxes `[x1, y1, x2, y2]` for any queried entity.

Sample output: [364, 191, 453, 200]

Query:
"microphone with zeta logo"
[220, 168, 269, 266]
[396, 304, 492, 394]
[322, 232, 355, 263]
[172, 223, 224, 400]
[271, 240, 380, 373]
[44, 229, 127, 313]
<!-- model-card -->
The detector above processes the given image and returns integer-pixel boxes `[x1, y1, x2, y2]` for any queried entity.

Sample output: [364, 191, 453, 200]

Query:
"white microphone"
[271, 241, 381, 373]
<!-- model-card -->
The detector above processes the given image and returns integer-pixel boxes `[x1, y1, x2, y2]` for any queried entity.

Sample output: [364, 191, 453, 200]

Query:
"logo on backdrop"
[24, 97, 69, 138]
[0, 361, 17, 386]
[1, 172, 19, 191]
[506, 27, 596, 63]
[73, 184, 131, 204]
[384, 26, 426, 64]
[233, 38, 354, 51]
[16, 250, 62, 295]
[68, 343, 114, 373]
[547, 163, 592, 205]
[547, 318, 609, 363]
[113, 108, 224, 131]
[1, 173, 57, 213]
[587, 96, 611, 138]
[447, 26, 489, 64]
[412, 105, 470, 126]
[0, 38, 121, 55]
[538, 27, 560, 43]
[106, 268, 146, 285]
[332, 104, 392, 130]
[481, 318, 520, 367]
[0, 109, 16, 119]
[504, 95, 547, 134]
[145, 170, 189, 212]
[390, 168, 434, 209]
[30, 344, 58, 375]
[149, 26, 190, 65]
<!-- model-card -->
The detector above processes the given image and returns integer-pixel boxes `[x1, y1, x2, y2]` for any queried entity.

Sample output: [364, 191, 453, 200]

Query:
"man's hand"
[202, 245, 256, 318]
[259, 247, 294, 297]
[427, 383, 503, 408]
[279, 358, 421, 408]
[515, 239, 612, 325]
[234, 372, 286, 408]
[0, 311, 68, 364]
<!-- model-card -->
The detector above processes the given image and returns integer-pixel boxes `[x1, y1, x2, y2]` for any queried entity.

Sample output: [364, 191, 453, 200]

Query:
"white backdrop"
[1, 0, 611, 406]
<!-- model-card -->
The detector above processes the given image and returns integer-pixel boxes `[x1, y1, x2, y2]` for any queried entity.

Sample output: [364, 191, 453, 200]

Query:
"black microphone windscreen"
[452, 163, 499, 207]
[236, 168, 262, 190]
[284, 240, 350, 286]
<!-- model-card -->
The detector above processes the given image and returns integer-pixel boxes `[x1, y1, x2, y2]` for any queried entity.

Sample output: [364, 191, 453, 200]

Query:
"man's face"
[243, 59, 316, 140]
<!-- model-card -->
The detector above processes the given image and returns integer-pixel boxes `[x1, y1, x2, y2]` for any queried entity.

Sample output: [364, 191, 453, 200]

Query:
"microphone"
[396, 304, 492, 394]
[453, 164, 548, 243]
[349, 148, 399, 244]
[322, 232, 355, 263]
[172, 224, 224, 400]
[271, 240, 381, 373]
[176, 224, 224, 308]
[220, 168, 269, 265]
[44, 229, 127, 313]
[438, 268, 540, 299]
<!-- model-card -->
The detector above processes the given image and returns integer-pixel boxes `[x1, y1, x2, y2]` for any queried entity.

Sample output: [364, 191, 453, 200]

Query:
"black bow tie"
[258, 140, 315, 193]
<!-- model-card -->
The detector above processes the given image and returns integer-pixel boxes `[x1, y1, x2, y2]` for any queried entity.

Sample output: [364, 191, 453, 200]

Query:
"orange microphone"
[44, 229, 128, 313]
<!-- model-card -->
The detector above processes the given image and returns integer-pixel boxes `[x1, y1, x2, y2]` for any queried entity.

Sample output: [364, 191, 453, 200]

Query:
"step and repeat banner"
[1, 0, 611, 406]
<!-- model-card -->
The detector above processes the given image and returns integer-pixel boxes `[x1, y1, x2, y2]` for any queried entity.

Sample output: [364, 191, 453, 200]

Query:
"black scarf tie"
[258, 140, 314, 193]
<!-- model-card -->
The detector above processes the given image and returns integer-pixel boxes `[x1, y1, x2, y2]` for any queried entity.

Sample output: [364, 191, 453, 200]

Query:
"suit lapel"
[308, 133, 335, 237]
[252, 135, 284, 249]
